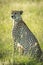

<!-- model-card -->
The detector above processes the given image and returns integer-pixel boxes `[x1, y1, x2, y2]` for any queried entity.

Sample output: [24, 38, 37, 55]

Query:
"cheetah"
[11, 10, 43, 61]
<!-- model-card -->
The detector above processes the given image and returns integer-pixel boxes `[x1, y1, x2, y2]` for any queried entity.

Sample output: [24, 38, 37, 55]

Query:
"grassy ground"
[0, 0, 43, 65]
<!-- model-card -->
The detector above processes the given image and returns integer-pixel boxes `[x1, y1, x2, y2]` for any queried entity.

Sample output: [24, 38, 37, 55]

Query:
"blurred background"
[0, 0, 43, 65]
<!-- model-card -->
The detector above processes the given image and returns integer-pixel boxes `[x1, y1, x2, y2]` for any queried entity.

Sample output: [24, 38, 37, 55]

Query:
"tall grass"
[0, 0, 43, 65]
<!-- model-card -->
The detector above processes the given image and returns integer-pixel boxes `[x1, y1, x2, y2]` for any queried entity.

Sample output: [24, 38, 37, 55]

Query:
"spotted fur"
[11, 10, 43, 61]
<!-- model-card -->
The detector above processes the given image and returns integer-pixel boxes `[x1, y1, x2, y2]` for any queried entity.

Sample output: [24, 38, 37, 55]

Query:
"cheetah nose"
[11, 16, 13, 18]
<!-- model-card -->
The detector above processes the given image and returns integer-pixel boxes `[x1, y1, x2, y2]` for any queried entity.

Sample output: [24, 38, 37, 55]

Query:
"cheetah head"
[11, 10, 23, 22]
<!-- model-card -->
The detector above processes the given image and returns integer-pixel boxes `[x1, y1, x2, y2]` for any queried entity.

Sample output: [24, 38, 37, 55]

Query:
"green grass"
[0, 0, 43, 65]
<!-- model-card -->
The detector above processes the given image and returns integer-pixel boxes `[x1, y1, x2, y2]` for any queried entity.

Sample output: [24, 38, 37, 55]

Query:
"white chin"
[12, 20, 14, 30]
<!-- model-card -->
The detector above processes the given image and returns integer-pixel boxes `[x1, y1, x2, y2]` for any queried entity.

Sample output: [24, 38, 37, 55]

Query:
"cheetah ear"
[20, 10, 23, 15]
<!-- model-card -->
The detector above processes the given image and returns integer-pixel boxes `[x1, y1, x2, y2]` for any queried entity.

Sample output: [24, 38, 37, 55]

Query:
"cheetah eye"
[15, 13, 16, 14]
